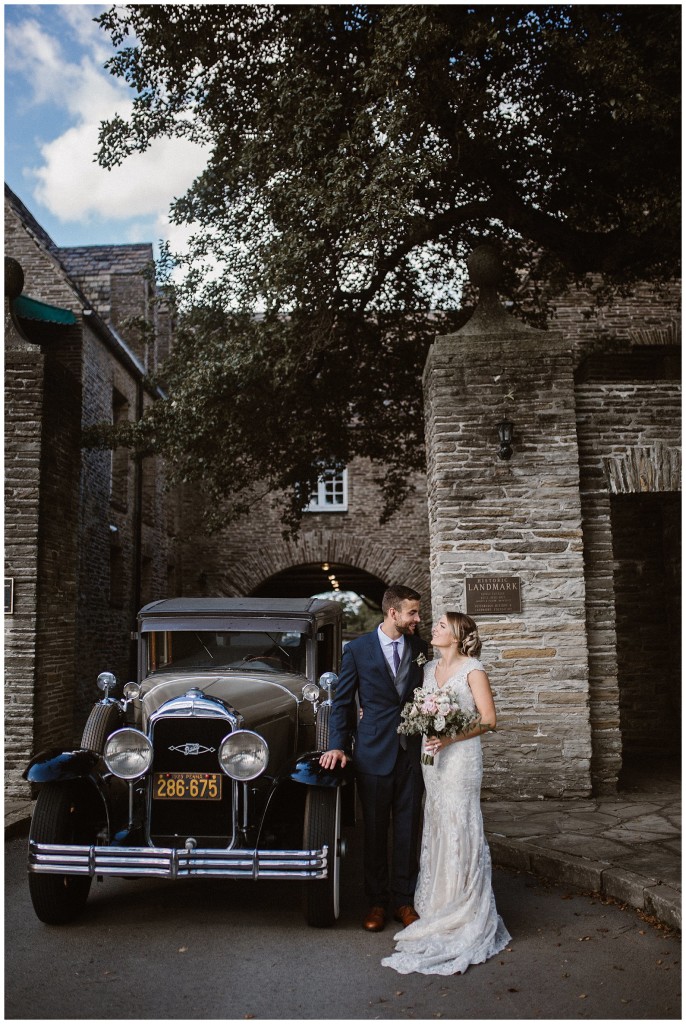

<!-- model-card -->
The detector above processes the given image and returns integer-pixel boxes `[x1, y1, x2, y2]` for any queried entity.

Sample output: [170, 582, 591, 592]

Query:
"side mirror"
[318, 671, 338, 703]
[97, 672, 116, 698]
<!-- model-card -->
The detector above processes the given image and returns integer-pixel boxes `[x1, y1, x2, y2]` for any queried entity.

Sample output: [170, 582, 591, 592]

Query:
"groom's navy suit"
[328, 627, 428, 910]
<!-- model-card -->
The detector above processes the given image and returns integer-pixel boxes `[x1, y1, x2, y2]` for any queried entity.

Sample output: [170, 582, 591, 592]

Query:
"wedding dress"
[382, 657, 511, 975]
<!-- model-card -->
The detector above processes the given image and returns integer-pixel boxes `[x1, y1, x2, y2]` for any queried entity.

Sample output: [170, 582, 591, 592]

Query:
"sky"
[4, 3, 208, 254]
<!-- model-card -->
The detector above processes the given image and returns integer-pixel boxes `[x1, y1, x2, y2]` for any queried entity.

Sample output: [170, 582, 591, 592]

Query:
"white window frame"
[305, 468, 349, 512]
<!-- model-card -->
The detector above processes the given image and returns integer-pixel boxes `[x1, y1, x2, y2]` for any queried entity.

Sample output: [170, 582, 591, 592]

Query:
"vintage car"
[25, 597, 352, 927]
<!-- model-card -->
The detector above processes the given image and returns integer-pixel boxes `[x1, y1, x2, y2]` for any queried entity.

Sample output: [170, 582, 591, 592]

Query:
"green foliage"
[93, 4, 680, 530]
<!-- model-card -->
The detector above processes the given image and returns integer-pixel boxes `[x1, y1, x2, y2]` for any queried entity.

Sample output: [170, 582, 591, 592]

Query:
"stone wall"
[34, 334, 82, 753]
[423, 257, 680, 799]
[423, 290, 591, 799]
[4, 311, 44, 792]
[4, 188, 176, 795]
[575, 358, 681, 789]
[177, 458, 433, 629]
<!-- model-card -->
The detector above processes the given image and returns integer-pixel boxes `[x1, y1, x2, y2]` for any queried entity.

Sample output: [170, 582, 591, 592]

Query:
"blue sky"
[4, 3, 207, 252]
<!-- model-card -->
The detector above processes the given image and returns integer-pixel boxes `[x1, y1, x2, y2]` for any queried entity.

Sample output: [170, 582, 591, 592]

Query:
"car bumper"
[28, 840, 329, 880]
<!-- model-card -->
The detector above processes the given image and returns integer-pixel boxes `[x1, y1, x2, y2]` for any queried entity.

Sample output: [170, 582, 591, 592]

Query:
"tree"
[93, 4, 680, 531]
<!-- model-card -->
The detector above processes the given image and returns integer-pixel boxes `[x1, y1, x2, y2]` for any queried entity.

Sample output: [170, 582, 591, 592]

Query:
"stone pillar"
[423, 247, 592, 798]
[4, 258, 43, 796]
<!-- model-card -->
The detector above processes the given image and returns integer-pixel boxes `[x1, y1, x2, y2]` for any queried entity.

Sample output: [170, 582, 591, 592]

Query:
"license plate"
[153, 772, 222, 800]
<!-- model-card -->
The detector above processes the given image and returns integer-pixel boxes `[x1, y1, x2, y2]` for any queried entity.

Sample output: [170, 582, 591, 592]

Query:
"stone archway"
[250, 562, 387, 605]
[214, 529, 432, 615]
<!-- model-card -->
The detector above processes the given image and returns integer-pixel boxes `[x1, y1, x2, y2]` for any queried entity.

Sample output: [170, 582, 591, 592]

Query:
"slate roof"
[5, 185, 154, 314]
[59, 244, 153, 279]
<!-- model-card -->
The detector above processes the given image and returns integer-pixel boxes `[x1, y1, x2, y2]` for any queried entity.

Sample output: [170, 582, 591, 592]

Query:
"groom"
[320, 584, 428, 931]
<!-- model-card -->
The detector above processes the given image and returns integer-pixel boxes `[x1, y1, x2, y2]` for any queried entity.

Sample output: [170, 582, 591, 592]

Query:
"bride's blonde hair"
[445, 611, 482, 658]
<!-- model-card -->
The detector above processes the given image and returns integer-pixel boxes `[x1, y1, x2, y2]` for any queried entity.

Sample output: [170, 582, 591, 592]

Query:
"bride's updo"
[445, 611, 482, 658]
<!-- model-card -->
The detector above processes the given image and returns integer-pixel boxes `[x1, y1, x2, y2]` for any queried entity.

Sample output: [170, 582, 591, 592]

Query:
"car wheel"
[28, 781, 102, 924]
[81, 702, 123, 754]
[303, 786, 341, 927]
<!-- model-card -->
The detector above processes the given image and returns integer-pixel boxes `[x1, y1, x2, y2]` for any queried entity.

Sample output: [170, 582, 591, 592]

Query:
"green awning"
[13, 294, 77, 325]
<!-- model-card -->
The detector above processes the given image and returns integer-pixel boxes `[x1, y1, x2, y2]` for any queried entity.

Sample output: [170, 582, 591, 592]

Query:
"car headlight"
[104, 728, 153, 780]
[302, 683, 320, 703]
[218, 730, 269, 781]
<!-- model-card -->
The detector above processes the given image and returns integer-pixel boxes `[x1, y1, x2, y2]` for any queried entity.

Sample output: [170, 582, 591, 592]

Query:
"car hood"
[139, 670, 304, 728]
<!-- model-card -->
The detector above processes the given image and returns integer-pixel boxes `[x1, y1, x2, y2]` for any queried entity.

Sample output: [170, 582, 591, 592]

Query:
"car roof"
[138, 597, 340, 619]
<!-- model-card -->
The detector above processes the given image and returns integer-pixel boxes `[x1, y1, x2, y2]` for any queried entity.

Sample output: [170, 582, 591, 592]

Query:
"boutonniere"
[414, 653, 427, 667]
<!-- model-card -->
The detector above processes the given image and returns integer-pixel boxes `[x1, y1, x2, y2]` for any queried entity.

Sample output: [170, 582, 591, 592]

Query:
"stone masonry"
[4, 181, 680, 802]
[423, 249, 592, 799]
[4, 186, 175, 796]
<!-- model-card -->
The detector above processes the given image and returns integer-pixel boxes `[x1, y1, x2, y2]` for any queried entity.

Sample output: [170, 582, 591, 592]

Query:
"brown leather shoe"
[363, 906, 386, 931]
[394, 904, 420, 927]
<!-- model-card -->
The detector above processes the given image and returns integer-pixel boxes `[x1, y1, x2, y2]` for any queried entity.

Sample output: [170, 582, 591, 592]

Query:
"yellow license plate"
[153, 772, 222, 800]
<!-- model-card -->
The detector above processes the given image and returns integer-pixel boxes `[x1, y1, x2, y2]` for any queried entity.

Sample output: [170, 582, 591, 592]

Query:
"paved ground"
[5, 832, 681, 1020]
[482, 765, 681, 932]
[6, 761, 680, 932]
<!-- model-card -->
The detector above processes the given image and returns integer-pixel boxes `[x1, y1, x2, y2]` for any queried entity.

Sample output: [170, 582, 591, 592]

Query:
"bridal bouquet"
[398, 685, 481, 765]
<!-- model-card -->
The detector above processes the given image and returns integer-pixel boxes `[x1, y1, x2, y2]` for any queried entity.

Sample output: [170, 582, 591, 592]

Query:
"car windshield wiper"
[195, 633, 214, 660]
[265, 633, 292, 660]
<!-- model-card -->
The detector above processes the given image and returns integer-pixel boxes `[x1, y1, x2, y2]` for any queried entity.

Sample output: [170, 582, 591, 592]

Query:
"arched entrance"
[250, 562, 386, 636]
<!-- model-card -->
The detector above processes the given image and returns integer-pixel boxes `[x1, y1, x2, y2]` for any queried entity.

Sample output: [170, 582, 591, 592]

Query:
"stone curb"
[487, 833, 681, 933]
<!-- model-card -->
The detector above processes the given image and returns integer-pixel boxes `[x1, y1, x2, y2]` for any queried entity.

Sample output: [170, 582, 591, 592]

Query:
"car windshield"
[146, 630, 307, 675]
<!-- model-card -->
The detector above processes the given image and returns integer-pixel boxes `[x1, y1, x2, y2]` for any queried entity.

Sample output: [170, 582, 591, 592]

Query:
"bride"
[382, 611, 511, 976]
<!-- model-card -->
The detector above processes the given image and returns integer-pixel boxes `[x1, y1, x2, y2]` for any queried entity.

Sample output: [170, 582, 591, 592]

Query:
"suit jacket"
[328, 628, 429, 775]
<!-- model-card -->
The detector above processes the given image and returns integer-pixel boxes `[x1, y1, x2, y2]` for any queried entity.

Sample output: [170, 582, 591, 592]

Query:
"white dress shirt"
[377, 625, 405, 675]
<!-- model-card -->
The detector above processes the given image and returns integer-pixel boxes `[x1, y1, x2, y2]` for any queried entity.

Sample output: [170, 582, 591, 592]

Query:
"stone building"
[424, 248, 680, 799]
[4, 184, 680, 802]
[178, 259, 680, 800]
[4, 185, 176, 796]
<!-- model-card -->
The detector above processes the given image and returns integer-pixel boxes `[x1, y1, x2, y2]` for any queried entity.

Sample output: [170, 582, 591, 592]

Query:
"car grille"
[148, 716, 233, 847]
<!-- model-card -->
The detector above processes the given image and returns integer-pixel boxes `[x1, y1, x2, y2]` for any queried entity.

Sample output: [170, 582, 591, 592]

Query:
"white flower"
[435, 714, 446, 731]
[414, 653, 427, 667]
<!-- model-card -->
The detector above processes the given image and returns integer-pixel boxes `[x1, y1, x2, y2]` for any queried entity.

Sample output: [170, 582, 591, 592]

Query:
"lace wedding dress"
[382, 658, 511, 975]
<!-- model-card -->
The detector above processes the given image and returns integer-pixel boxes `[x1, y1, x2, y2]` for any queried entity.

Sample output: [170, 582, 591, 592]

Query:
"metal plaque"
[4, 578, 14, 615]
[465, 576, 521, 615]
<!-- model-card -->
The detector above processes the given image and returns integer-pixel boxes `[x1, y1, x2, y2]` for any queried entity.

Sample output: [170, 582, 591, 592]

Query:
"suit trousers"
[355, 745, 424, 910]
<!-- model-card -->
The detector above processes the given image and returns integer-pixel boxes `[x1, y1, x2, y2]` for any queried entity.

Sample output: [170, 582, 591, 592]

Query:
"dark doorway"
[250, 562, 385, 636]
[611, 493, 681, 789]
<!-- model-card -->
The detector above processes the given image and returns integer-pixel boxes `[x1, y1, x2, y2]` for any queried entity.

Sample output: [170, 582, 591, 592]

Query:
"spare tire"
[81, 702, 123, 754]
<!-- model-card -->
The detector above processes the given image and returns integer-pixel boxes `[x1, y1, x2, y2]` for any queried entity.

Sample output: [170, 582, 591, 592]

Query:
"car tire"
[303, 786, 341, 927]
[28, 781, 103, 924]
[81, 702, 123, 754]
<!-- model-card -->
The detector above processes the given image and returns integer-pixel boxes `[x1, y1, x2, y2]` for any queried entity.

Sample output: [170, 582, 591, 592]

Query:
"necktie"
[392, 640, 407, 749]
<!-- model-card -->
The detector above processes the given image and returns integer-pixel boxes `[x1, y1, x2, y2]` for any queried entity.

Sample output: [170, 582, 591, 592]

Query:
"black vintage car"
[24, 598, 352, 927]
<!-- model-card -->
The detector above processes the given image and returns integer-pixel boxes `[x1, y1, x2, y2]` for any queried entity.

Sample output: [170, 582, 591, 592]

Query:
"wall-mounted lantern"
[497, 420, 514, 461]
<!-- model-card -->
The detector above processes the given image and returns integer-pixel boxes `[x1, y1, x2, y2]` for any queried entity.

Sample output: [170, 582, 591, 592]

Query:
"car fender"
[284, 751, 351, 788]
[23, 748, 121, 836]
[23, 748, 101, 784]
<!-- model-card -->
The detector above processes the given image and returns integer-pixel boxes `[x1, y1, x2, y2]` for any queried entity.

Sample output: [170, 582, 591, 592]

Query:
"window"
[305, 469, 348, 512]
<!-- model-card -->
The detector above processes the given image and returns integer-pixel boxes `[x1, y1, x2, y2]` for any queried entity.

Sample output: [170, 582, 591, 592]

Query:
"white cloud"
[57, 4, 114, 60]
[9, 7, 207, 237]
[32, 123, 207, 225]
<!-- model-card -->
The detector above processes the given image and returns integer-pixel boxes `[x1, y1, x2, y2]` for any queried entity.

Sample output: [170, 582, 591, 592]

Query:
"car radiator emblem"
[169, 743, 216, 756]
